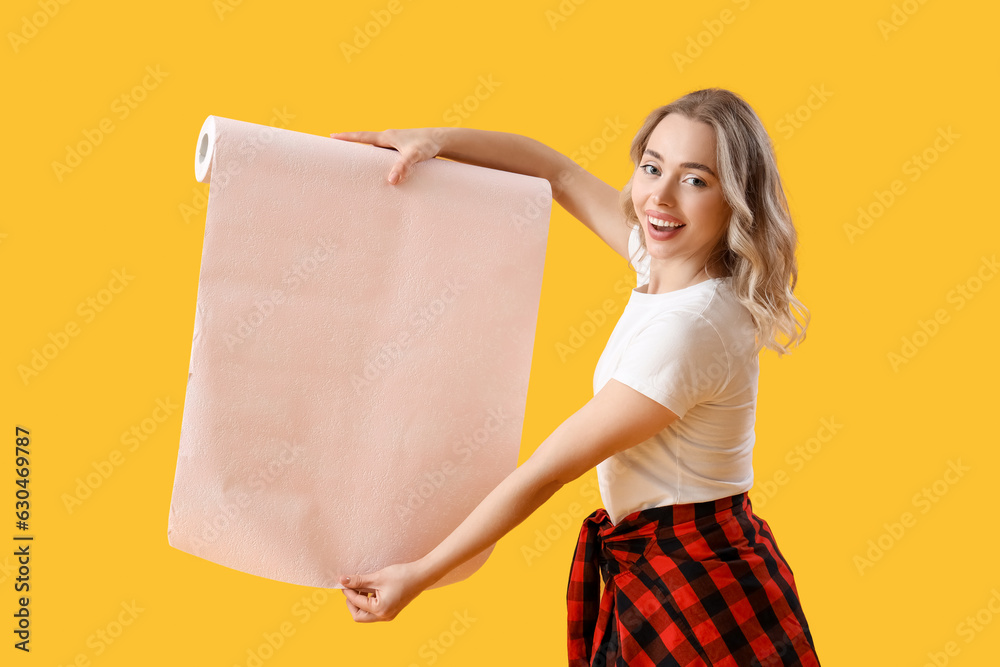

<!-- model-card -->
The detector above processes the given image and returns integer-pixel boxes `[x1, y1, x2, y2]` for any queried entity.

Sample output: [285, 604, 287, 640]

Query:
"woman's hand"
[339, 560, 430, 623]
[330, 128, 446, 185]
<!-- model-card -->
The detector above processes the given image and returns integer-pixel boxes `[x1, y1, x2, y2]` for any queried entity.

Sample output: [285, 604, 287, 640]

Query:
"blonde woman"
[332, 88, 821, 666]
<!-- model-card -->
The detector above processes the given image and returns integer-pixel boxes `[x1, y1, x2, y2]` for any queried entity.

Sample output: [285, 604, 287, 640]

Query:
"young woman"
[331, 88, 820, 666]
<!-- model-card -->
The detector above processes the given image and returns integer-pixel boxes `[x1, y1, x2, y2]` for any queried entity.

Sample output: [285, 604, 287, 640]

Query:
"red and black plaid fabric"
[567, 492, 820, 666]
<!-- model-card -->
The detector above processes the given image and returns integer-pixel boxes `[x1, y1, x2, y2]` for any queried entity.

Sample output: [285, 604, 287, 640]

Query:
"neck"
[644, 261, 725, 295]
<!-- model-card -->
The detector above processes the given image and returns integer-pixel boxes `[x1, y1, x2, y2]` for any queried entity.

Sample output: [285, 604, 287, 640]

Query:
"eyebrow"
[643, 149, 717, 178]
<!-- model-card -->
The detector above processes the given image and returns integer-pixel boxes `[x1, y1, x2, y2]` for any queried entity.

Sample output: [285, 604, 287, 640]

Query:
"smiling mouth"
[648, 217, 685, 232]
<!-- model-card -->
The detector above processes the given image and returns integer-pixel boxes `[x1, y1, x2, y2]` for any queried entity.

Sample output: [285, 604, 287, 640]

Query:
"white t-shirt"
[592, 225, 760, 524]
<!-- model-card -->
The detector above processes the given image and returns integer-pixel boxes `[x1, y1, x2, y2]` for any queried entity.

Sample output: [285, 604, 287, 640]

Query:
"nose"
[649, 178, 677, 207]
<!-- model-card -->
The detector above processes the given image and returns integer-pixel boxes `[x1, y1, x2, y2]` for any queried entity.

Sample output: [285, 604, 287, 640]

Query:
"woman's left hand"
[339, 561, 430, 622]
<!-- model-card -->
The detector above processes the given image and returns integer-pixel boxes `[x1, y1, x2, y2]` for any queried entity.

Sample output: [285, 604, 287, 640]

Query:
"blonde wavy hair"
[621, 88, 810, 357]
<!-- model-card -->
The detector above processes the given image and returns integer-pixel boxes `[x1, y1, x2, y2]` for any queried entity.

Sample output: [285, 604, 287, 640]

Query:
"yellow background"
[3, 0, 998, 664]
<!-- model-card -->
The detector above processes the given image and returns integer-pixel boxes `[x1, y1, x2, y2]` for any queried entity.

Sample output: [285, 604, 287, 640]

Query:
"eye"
[640, 165, 708, 187]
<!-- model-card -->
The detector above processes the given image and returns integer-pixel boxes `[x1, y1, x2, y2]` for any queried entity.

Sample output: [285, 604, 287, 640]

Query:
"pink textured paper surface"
[167, 115, 551, 589]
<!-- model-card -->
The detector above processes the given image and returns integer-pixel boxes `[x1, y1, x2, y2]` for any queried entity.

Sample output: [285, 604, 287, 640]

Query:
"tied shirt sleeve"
[610, 311, 730, 419]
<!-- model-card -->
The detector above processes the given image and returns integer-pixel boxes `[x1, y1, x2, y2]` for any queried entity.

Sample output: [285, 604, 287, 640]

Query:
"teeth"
[650, 216, 684, 228]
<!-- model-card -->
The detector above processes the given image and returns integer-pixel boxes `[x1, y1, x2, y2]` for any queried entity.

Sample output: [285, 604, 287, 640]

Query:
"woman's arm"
[413, 378, 678, 588]
[332, 127, 632, 261]
[435, 128, 632, 261]
[433, 127, 561, 183]
[340, 378, 679, 621]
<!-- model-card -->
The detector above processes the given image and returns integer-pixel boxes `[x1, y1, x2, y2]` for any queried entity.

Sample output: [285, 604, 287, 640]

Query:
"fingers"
[331, 133, 410, 185]
[341, 575, 376, 605]
[343, 593, 376, 622]
[341, 585, 382, 623]
[329, 131, 379, 143]
[389, 160, 407, 185]
[343, 586, 376, 609]
[341, 573, 394, 623]
[340, 574, 368, 589]
[390, 149, 423, 185]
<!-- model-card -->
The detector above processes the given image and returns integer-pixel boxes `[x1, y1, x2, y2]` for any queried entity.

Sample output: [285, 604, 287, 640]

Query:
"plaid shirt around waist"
[566, 493, 820, 667]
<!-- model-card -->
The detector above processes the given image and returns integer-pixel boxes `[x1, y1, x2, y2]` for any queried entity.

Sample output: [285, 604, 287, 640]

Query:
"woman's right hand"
[330, 128, 446, 185]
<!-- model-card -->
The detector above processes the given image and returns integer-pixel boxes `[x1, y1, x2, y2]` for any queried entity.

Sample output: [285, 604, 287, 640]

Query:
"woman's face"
[631, 113, 731, 275]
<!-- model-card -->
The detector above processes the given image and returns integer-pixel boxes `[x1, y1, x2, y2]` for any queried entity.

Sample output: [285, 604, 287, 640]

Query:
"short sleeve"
[610, 311, 730, 419]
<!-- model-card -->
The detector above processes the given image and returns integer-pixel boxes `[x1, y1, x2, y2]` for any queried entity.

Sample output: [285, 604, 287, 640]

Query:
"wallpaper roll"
[167, 115, 552, 589]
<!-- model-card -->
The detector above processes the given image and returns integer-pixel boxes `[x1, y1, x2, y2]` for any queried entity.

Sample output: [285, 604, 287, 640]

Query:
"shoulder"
[631, 309, 728, 361]
[617, 309, 732, 411]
